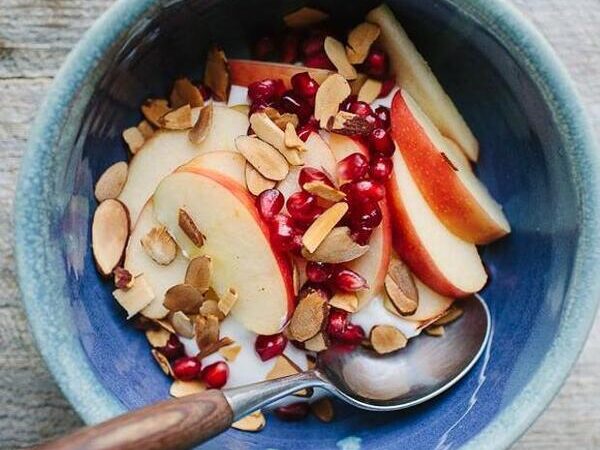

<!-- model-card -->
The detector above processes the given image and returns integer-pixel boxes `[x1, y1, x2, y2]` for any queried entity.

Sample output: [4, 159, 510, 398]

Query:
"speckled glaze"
[14, 0, 600, 449]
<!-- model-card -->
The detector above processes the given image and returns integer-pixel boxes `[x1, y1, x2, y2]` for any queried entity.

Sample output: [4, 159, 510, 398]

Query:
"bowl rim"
[14, 0, 600, 448]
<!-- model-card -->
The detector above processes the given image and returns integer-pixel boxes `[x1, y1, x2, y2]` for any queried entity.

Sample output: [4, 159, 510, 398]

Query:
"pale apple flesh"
[229, 59, 332, 89]
[178, 151, 246, 185]
[153, 169, 295, 335]
[392, 90, 510, 244]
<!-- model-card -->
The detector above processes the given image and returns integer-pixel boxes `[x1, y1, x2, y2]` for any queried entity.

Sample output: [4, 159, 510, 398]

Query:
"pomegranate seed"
[281, 33, 300, 63]
[338, 324, 365, 345]
[286, 191, 322, 224]
[253, 36, 275, 60]
[256, 189, 284, 220]
[275, 402, 310, 421]
[374, 106, 391, 129]
[333, 268, 368, 292]
[299, 167, 333, 188]
[269, 214, 303, 252]
[337, 153, 369, 183]
[301, 32, 326, 56]
[348, 101, 373, 117]
[248, 79, 286, 104]
[368, 128, 395, 157]
[363, 47, 388, 79]
[340, 95, 358, 112]
[369, 155, 393, 182]
[255, 333, 288, 361]
[291, 72, 319, 100]
[327, 308, 349, 338]
[351, 226, 373, 245]
[281, 90, 313, 120]
[172, 357, 202, 381]
[342, 180, 385, 204]
[378, 77, 395, 98]
[304, 51, 335, 70]
[306, 261, 333, 283]
[201, 361, 229, 388]
[158, 334, 185, 361]
[296, 117, 319, 142]
[198, 84, 212, 101]
[350, 202, 382, 229]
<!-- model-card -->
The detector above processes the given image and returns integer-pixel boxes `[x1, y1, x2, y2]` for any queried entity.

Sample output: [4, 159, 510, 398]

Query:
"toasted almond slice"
[433, 305, 463, 325]
[204, 46, 230, 102]
[219, 342, 242, 362]
[151, 349, 173, 375]
[288, 289, 328, 342]
[307, 355, 317, 370]
[266, 354, 302, 380]
[349, 73, 368, 95]
[141, 226, 177, 265]
[264, 107, 299, 131]
[324, 36, 357, 80]
[163, 284, 204, 313]
[122, 127, 145, 154]
[328, 111, 375, 136]
[195, 314, 220, 349]
[284, 7, 328, 28]
[141, 99, 170, 127]
[235, 135, 290, 181]
[95, 161, 128, 202]
[197, 337, 234, 359]
[315, 74, 351, 128]
[189, 104, 214, 144]
[160, 104, 193, 130]
[114, 267, 134, 289]
[302, 225, 366, 263]
[284, 122, 306, 152]
[384, 275, 418, 316]
[304, 332, 328, 352]
[425, 325, 445, 336]
[231, 104, 250, 115]
[358, 78, 383, 104]
[329, 291, 358, 313]
[145, 327, 170, 347]
[170, 311, 195, 338]
[303, 181, 345, 202]
[387, 259, 419, 310]
[311, 398, 334, 422]
[249, 113, 303, 166]
[346, 22, 381, 64]
[370, 325, 408, 354]
[245, 163, 276, 196]
[170, 78, 204, 108]
[218, 288, 238, 316]
[232, 410, 266, 432]
[185, 256, 212, 293]
[170, 379, 207, 397]
[92, 199, 130, 276]
[137, 120, 155, 139]
[302, 202, 348, 253]
[178, 208, 205, 248]
[199, 299, 225, 321]
[153, 318, 176, 334]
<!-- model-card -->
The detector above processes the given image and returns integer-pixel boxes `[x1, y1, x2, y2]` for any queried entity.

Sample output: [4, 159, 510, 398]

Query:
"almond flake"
[303, 181, 345, 202]
[195, 314, 220, 349]
[232, 410, 266, 432]
[283, 7, 329, 28]
[302, 203, 348, 253]
[153, 318, 176, 334]
[231, 104, 250, 115]
[302, 224, 365, 263]
[137, 120, 155, 139]
[199, 300, 225, 321]
[288, 289, 328, 342]
[245, 163, 276, 196]
[170, 379, 207, 397]
[311, 398, 334, 422]
[219, 342, 242, 362]
[113, 267, 134, 289]
[160, 104, 193, 130]
[141, 226, 177, 265]
[264, 107, 299, 131]
[204, 46, 230, 102]
[329, 291, 359, 313]
[266, 354, 302, 380]
[185, 256, 212, 293]
[385, 259, 419, 316]
[163, 284, 204, 313]
[145, 327, 170, 347]
[170, 78, 204, 108]
[425, 325, 445, 337]
[188, 103, 214, 144]
[346, 22, 381, 64]
[315, 74, 351, 128]
[151, 349, 173, 375]
[384, 275, 417, 316]
[170, 311, 195, 338]
[370, 325, 407, 354]
[358, 78, 383, 103]
[307, 356, 316, 370]
[324, 36, 357, 80]
[328, 111, 375, 136]
[284, 123, 306, 152]
[197, 337, 234, 359]
[433, 305, 463, 325]
[178, 208, 205, 248]
[349, 73, 368, 95]
[218, 288, 238, 316]
[122, 127, 145, 154]
[235, 135, 290, 181]
[304, 332, 328, 352]
[141, 99, 170, 127]
[249, 113, 303, 165]
[95, 161, 129, 203]
[92, 199, 130, 276]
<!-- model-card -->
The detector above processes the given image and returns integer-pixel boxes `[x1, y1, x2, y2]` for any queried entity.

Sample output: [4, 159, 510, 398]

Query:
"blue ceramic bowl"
[15, 0, 600, 448]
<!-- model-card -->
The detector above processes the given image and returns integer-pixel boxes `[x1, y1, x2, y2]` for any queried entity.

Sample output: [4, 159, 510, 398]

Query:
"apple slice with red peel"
[327, 133, 369, 161]
[391, 90, 510, 244]
[386, 148, 487, 298]
[229, 59, 333, 88]
[178, 151, 246, 186]
[367, 4, 479, 161]
[153, 169, 295, 335]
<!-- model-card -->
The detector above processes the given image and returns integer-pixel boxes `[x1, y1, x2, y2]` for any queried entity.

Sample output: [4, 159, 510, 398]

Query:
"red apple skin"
[229, 59, 332, 89]
[390, 91, 508, 244]
[372, 198, 392, 295]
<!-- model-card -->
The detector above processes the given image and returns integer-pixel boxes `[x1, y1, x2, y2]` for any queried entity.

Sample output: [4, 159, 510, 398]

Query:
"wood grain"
[0, 1, 598, 449]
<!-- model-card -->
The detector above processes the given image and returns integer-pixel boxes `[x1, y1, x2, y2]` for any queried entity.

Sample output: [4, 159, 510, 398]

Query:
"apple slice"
[229, 59, 333, 88]
[178, 151, 246, 186]
[386, 148, 487, 298]
[118, 106, 248, 222]
[153, 169, 294, 335]
[366, 4, 479, 161]
[391, 90, 510, 244]
[327, 132, 369, 161]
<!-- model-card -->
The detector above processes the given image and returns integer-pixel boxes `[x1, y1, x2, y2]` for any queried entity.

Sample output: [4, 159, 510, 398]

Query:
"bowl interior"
[59, 0, 579, 448]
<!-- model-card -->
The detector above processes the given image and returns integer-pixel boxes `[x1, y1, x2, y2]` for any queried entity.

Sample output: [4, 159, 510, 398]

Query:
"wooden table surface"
[1, 1, 598, 448]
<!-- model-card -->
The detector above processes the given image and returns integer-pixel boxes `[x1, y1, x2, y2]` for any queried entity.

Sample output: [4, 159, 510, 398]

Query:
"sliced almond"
[245, 163, 276, 196]
[302, 225, 366, 263]
[304, 332, 328, 352]
[218, 288, 238, 316]
[170, 78, 204, 108]
[284, 7, 328, 28]
[329, 291, 359, 313]
[137, 120, 155, 140]
[163, 284, 204, 314]
[358, 78, 383, 104]
[264, 107, 299, 131]
[311, 398, 334, 422]
[199, 300, 225, 321]
[235, 135, 290, 181]
[370, 325, 408, 354]
[425, 325, 445, 337]
[151, 349, 172, 376]
[160, 104, 193, 130]
[346, 22, 381, 64]
[195, 314, 220, 349]
[302, 203, 349, 253]
[249, 113, 303, 166]
[145, 327, 170, 347]
[204, 46, 230, 102]
[170, 311, 195, 338]
[189, 103, 214, 144]
[92, 199, 130, 276]
[307, 356, 316, 370]
[288, 289, 328, 342]
[386, 259, 419, 315]
[231, 104, 250, 115]
[141, 226, 177, 265]
[113, 267, 134, 289]
[95, 161, 128, 202]
[197, 337, 234, 359]
[170, 379, 207, 397]
[314, 74, 351, 128]
[384, 275, 417, 316]
[349, 73, 368, 96]
[433, 305, 463, 325]
[232, 410, 266, 432]
[219, 342, 242, 362]
[266, 354, 302, 380]
[153, 318, 176, 334]
[324, 36, 357, 80]
[141, 99, 170, 127]
[328, 111, 375, 136]
[185, 256, 212, 293]
[284, 122, 306, 152]
[122, 127, 145, 154]
[178, 208, 205, 248]
[303, 181, 345, 203]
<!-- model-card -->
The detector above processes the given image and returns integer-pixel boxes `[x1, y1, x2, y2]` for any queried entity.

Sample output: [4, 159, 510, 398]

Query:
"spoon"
[36, 296, 490, 450]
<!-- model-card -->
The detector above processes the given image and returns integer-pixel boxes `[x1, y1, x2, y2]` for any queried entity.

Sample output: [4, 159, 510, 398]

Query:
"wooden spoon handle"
[34, 389, 233, 450]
